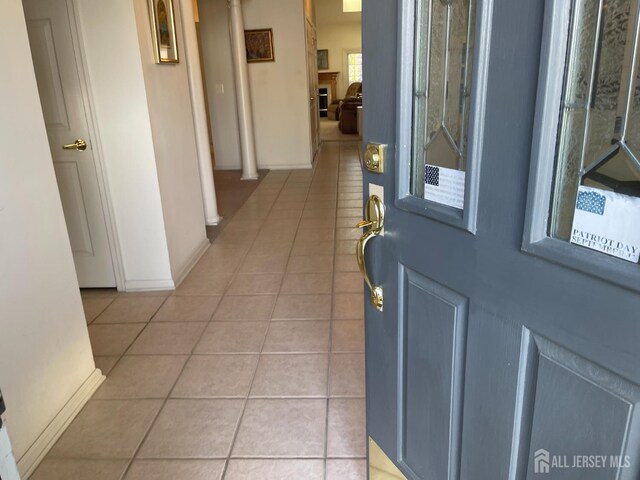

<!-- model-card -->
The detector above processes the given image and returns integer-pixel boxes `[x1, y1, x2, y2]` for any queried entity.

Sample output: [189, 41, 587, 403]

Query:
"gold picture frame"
[148, 0, 179, 64]
[245, 28, 275, 63]
[317, 49, 329, 70]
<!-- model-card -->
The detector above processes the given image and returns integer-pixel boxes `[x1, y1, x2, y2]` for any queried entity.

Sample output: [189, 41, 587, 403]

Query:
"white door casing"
[306, 18, 320, 159]
[23, 0, 116, 288]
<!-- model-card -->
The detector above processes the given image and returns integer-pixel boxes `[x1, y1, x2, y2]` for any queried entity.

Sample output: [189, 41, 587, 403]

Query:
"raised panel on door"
[54, 162, 94, 255]
[511, 331, 640, 479]
[399, 267, 467, 480]
[26, 19, 70, 130]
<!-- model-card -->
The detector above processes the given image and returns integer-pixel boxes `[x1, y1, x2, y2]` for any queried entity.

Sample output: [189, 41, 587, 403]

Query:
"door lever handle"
[356, 195, 384, 311]
[62, 139, 87, 151]
[356, 220, 373, 229]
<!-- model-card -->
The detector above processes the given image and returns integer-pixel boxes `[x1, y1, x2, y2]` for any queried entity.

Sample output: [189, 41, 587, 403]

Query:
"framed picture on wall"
[148, 0, 179, 63]
[245, 29, 275, 63]
[317, 49, 329, 70]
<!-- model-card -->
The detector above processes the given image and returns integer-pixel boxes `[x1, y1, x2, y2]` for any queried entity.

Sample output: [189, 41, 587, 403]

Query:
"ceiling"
[315, 0, 362, 26]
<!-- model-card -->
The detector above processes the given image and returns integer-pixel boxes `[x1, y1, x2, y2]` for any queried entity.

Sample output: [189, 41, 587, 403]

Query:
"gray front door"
[362, 0, 640, 479]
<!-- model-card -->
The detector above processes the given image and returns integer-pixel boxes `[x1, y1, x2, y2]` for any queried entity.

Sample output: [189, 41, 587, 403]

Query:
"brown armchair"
[338, 96, 362, 134]
[327, 82, 362, 121]
[337, 82, 363, 134]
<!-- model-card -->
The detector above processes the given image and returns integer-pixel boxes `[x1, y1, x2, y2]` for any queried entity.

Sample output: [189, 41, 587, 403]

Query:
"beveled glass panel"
[444, 0, 472, 151]
[564, 0, 600, 106]
[426, 0, 447, 141]
[550, 0, 640, 253]
[583, 0, 632, 167]
[411, 0, 476, 206]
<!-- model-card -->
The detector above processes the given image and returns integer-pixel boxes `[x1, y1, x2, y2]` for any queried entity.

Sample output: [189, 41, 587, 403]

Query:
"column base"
[205, 215, 222, 226]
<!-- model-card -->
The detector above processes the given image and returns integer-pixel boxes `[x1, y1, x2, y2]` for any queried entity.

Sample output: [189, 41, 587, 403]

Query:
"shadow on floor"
[205, 169, 269, 243]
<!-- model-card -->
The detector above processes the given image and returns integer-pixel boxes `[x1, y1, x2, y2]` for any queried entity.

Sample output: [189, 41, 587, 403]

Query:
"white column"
[179, 0, 222, 224]
[228, 0, 259, 180]
[0, 427, 20, 480]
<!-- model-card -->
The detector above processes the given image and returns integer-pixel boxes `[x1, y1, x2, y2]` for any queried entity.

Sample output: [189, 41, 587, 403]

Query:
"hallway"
[32, 141, 366, 480]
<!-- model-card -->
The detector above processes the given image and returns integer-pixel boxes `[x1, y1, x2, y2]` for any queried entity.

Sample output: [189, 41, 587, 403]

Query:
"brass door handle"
[356, 195, 384, 311]
[62, 139, 87, 151]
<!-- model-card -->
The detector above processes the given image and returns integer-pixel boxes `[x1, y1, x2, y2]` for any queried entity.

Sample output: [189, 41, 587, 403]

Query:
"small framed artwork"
[317, 49, 329, 70]
[148, 0, 179, 63]
[245, 29, 275, 63]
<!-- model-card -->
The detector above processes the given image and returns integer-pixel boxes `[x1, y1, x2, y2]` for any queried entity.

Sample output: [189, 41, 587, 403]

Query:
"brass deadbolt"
[364, 143, 385, 173]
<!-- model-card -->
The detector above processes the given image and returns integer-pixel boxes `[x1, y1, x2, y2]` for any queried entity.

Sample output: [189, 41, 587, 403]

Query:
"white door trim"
[63, 0, 126, 290]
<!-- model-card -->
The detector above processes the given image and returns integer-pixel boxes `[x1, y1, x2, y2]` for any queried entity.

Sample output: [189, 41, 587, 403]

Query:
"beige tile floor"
[32, 141, 367, 480]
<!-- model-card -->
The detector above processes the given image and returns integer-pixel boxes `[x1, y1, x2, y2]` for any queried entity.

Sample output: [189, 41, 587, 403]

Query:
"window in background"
[348, 52, 363, 84]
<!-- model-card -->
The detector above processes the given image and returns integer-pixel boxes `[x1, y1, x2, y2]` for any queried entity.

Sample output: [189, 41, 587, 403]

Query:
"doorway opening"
[315, 0, 363, 142]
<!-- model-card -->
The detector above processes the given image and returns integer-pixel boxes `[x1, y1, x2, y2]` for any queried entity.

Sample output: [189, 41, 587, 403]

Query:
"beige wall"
[76, 0, 174, 290]
[132, 0, 209, 281]
[243, 0, 312, 169]
[198, 0, 243, 170]
[317, 21, 362, 99]
[199, 0, 313, 170]
[0, 0, 96, 463]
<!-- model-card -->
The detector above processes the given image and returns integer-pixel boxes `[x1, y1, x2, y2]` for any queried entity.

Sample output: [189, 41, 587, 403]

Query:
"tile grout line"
[43, 454, 368, 461]
[220, 170, 295, 480]
[118, 301, 220, 478]
[323, 141, 344, 480]
[91, 294, 173, 479]
[90, 293, 173, 403]
[120, 172, 289, 480]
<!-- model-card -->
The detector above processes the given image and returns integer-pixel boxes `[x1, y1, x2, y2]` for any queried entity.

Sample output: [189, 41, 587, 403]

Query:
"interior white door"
[306, 18, 320, 158]
[23, 0, 116, 288]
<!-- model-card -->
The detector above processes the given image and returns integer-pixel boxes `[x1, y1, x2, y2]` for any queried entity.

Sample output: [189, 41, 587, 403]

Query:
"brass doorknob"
[356, 195, 384, 311]
[62, 139, 87, 151]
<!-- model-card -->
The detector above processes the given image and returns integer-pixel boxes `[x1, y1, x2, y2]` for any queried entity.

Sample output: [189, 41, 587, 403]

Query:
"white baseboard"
[124, 278, 175, 292]
[18, 369, 105, 479]
[215, 164, 313, 171]
[171, 238, 210, 288]
[265, 163, 313, 170]
[213, 164, 241, 171]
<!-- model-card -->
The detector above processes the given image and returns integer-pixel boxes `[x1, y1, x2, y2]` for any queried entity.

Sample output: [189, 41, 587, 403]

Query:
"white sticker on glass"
[570, 186, 640, 263]
[424, 165, 465, 209]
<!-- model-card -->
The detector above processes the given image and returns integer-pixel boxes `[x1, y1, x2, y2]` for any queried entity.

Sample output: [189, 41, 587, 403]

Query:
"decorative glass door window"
[551, 0, 640, 263]
[412, 0, 476, 209]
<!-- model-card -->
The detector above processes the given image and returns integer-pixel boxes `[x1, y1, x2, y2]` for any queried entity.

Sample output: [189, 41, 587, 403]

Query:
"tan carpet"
[320, 119, 360, 142]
